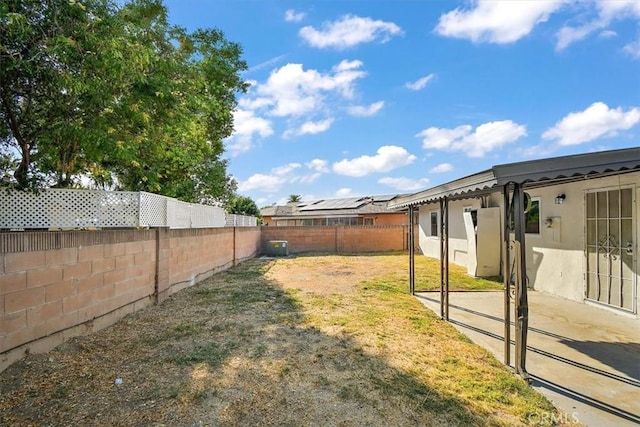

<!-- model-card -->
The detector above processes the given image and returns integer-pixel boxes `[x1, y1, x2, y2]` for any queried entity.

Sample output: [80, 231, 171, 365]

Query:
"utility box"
[463, 207, 501, 277]
[266, 240, 288, 256]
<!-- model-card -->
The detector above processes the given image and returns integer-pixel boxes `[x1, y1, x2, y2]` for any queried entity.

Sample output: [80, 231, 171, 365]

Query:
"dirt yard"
[0, 253, 566, 426]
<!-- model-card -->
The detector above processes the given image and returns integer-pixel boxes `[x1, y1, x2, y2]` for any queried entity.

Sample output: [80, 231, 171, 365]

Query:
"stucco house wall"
[417, 171, 639, 316]
[418, 198, 483, 267]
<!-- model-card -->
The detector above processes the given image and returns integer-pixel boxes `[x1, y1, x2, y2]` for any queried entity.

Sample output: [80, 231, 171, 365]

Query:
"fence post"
[233, 226, 237, 267]
[155, 227, 170, 303]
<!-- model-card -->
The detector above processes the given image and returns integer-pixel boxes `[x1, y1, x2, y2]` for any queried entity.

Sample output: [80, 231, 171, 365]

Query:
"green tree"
[227, 195, 260, 218]
[0, 0, 247, 204]
[287, 194, 301, 203]
[0, 0, 140, 188]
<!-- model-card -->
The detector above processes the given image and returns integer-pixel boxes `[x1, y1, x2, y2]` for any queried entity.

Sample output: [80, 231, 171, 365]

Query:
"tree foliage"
[227, 195, 260, 218]
[287, 194, 301, 203]
[0, 0, 247, 203]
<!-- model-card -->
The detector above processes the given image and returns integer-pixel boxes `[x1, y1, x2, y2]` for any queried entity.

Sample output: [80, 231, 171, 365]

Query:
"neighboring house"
[390, 147, 640, 317]
[261, 194, 408, 226]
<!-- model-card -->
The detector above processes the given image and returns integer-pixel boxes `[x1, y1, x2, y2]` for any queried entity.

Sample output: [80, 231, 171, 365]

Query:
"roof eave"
[389, 170, 496, 208]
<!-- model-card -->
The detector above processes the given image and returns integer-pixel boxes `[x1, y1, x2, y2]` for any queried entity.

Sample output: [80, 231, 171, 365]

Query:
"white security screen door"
[586, 188, 636, 312]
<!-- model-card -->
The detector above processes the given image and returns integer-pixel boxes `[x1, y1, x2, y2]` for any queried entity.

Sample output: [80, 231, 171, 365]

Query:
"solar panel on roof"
[372, 194, 398, 202]
[299, 197, 367, 211]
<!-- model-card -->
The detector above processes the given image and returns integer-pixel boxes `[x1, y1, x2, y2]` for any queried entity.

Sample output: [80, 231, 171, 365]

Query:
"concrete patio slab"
[415, 291, 640, 427]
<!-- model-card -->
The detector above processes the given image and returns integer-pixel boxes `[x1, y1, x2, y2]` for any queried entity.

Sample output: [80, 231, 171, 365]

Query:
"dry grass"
[0, 252, 569, 426]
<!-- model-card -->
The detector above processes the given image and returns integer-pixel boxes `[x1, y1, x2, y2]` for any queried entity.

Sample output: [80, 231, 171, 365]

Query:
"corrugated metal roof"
[493, 147, 640, 185]
[389, 147, 640, 208]
[390, 170, 497, 208]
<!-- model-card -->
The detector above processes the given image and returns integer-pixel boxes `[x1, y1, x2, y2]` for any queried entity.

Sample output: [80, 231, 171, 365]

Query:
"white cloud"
[246, 54, 288, 74]
[520, 143, 556, 158]
[417, 120, 527, 157]
[299, 173, 322, 184]
[333, 145, 416, 177]
[285, 9, 306, 23]
[556, 23, 601, 51]
[378, 177, 430, 191]
[238, 97, 273, 110]
[272, 163, 301, 176]
[226, 109, 273, 156]
[435, 0, 567, 44]
[306, 159, 329, 173]
[556, 0, 640, 50]
[597, 0, 640, 21]
[335, 188, 353, 197]
[599, 30, 617, 39]
[283, 118, 334, 138]
[624, 37, 640, 59]
[233, 59, 376, 150]
[238, 174, 287, 193]
[417, 125, 472, 150]
[300, 159, 329, 184]
[405, 74, 436, 91]
[429, 163, 453, 173]
[299, 15, 403, 49]
[257, 62, 366, 117]
[347, 101, 384, 117]
[238, 163, 301, 193]
[542, 102, 640, 146]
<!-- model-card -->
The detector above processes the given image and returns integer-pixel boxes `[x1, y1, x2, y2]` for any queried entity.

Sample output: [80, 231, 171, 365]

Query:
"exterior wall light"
[555, 194, 566, 204]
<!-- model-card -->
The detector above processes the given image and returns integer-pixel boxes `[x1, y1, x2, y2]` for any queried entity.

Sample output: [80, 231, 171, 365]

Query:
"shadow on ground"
[0, 255, 540, 426]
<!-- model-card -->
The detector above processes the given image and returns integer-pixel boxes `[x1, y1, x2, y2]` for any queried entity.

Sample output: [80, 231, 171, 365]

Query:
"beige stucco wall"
[522, 172, 638, 313]
[418, 198, 483, 267]
[417, 171, 639, 316]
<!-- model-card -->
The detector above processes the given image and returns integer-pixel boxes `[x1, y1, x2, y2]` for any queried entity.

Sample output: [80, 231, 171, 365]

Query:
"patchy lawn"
[0, 253, 570, 426]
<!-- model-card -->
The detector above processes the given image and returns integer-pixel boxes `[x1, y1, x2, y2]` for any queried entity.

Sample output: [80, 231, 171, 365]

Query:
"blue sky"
[163, 0, 640, 206]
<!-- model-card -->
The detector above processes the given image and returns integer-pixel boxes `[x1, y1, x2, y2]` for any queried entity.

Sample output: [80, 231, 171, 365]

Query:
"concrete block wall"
[1, 227, 261, 372]
[261, 225, 407, 254]
[342, 226, 406, 252]
[234, 227, 262, 263]
[166, 228, 234, 297]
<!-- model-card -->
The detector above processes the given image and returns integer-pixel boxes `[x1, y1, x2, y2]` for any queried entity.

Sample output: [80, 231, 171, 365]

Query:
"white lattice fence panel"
[95, 191, 140, 227]
[167, 199, 192, 229]
[0, 188, 234, 229]
[139, 192, 167, 227]
[191, 204, 225, 228]
[225, 214, 258, 227]
[0, 188, 140, 229]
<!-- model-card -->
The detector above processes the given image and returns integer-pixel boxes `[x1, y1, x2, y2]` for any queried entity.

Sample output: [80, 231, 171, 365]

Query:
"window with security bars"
[585, 188, 635, 311]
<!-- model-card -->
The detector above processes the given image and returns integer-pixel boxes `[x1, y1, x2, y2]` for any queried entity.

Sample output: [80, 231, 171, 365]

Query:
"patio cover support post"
[439, 198, 444, 319]
[512, 184, 529, 380]
[408, 205, 415, 295]
[444, 197, 449, 321]
[502, 185, 511, 367]
[439, 197, 450, 321]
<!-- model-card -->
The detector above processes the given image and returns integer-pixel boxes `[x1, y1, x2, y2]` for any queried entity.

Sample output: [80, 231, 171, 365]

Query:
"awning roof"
[390, 147, 640, 208]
